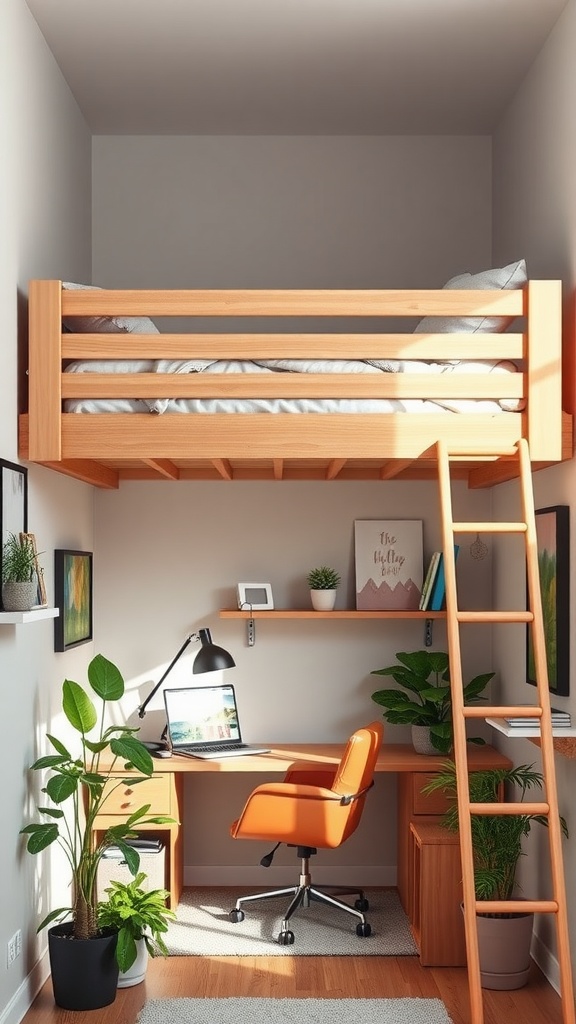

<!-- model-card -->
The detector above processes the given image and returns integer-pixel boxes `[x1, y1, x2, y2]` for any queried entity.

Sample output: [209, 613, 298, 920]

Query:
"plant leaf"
[62, 679, 97, 734]
[88, 654, 125, 702]
[110, 737, 153, 775]
[45, 773, 78, 803]
[20, 823, 59, 852]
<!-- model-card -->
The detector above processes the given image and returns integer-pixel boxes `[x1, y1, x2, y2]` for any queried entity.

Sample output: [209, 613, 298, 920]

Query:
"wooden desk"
[93, 742, 511, 911]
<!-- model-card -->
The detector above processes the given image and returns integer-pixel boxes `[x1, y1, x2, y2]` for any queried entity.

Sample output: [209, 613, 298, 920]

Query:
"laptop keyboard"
[180, 742, 249, 753]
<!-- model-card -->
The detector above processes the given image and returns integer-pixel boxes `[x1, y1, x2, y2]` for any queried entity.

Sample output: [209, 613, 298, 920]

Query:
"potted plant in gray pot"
[306, 565, 342, 611]
[20, 654, 175, 1010]
[97, 871, 176, 988]
[2, 532, 38, 611]
[370, 649, 493, 754]
[424, 761, 568, 989]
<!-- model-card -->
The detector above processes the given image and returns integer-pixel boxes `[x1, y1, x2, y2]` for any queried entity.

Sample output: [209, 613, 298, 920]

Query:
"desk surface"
[150, 742, 511, 773]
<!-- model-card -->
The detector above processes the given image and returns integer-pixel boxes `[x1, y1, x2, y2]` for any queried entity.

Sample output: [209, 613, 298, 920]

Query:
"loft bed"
[18, 277, 572, 489]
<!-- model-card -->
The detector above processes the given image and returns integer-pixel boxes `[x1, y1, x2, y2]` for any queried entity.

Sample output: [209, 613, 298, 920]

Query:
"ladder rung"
[463, 706, 543, 719]
[452, 522, 527, 534]
[475, 899, 558, 915]
[470, 801, 549, 816]
[457, 610, 534, 623]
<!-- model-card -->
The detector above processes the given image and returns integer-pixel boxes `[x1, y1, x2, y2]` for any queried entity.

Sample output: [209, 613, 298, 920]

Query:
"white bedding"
[63, 356, 523, 416]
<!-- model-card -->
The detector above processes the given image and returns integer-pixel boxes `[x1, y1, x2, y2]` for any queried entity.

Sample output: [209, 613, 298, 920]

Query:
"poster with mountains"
[354, 520, 423, 610]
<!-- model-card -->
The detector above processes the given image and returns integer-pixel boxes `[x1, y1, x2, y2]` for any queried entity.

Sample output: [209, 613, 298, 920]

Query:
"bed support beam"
[39, 460, 119, 489]
[28, 280, 62, 461]
[326, 460, 347, 480]
[212, 459, 233, 480]
[142, 459, 180, 480]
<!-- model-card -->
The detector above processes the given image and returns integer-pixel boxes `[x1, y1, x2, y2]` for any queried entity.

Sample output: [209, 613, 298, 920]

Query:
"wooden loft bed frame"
[18, 279, 572, 489]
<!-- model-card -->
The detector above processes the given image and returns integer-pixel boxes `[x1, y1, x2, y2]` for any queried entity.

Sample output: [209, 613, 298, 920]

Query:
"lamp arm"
[137, 633, 197, 718]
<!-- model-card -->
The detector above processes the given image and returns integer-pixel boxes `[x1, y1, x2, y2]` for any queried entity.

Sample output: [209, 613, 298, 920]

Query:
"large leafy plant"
[98, 872, 176, 971]
[20, 654, 174, 940]
[371, 649, 493, 754]
[424, 761, 568, 908]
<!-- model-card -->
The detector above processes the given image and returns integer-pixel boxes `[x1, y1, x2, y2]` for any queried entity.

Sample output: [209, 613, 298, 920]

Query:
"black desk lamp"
[137, 627, 235, 720]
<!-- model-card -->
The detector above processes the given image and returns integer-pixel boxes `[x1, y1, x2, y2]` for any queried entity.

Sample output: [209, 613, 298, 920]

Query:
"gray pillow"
[413, 258, 527, 336]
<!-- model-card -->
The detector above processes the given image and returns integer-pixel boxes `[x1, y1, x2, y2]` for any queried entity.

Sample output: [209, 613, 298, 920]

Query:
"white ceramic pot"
[2, 580, 37, 612]
[117, 937, 148, 988]
[310, 589, 337, 611]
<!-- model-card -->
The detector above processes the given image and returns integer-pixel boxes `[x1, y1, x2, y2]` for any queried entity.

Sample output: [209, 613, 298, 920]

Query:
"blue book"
[428, 545, 460, 611]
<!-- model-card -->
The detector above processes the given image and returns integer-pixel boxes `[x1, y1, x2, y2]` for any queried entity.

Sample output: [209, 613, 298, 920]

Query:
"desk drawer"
[412, 774, 451, 816]
[100, 773, 171, 816]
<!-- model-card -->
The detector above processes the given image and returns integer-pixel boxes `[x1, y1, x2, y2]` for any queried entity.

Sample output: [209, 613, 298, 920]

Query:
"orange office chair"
[229, 720, 383, 945]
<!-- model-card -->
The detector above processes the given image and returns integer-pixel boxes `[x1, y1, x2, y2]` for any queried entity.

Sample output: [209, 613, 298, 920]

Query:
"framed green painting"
[54, 549, 93, 651]
[527, 505, 569, 696]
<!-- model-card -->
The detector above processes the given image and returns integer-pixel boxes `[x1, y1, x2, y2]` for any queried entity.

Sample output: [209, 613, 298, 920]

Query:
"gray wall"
[491, 0, 576, 990]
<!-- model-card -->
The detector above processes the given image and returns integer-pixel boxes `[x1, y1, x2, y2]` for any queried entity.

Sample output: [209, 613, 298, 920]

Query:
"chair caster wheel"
[355, 897, 369, 911]
[356, 921, 371, 938]
[278, 930, 295, 945]
[229, 909, 245, 923]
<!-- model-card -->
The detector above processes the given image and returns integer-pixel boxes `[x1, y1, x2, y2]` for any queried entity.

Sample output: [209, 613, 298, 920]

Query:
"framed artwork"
[54, 550, 93, 651]
[0, 460, 28, 601]
[20, 533, 47, 606]
[527, 505, 569, 695]
[354, 520, 423, 611]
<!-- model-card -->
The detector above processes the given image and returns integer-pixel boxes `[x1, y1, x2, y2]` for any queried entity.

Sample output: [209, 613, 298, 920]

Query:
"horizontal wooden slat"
[60, 372, 524, 401]
[60, 287, 526, 318]
[60, 332, 525, 361]
[47, 412, 523, 461]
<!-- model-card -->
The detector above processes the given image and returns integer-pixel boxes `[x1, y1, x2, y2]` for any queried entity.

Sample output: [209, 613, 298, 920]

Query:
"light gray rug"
[166, 887, 417, 956]
[139, 998, 453, 1024]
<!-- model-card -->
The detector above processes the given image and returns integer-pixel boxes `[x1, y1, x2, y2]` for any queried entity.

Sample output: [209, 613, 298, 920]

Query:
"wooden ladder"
[436, 438, 574, 1024]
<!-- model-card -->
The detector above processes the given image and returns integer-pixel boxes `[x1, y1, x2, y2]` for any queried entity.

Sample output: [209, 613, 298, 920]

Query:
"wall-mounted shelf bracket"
[247, 616, 255, 647]
[424, 618, 433, 647]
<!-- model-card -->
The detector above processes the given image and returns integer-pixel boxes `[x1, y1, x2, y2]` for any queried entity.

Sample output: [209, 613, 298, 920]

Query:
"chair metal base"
[229, 854, 372, 944]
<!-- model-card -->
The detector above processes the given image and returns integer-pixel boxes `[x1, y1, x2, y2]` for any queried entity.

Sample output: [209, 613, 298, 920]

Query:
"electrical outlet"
[6, 931, 21, 967]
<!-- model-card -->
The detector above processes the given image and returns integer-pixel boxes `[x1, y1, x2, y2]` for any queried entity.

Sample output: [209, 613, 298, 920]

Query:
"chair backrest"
[330, 720, 383, 842]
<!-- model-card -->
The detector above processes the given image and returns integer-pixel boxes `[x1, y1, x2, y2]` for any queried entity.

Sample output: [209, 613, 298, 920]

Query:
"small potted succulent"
[306, 565, 342, 611]
[2, 532, 38, 611]
[97, 872, 176, 988]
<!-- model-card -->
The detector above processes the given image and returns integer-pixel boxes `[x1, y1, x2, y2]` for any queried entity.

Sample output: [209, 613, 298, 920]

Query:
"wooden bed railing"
[21, 279, 569, 484]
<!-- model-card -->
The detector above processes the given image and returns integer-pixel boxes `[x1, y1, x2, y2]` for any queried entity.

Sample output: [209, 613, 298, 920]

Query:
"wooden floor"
[21, 954, 562, 1024]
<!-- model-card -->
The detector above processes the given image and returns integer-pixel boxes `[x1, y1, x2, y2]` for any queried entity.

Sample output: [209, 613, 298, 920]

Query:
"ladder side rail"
[436, 441, 484, 1024]
[518, 439, 575, 1020]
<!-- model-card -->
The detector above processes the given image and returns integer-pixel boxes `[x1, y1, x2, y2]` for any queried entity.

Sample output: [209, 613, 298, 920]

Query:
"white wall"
[1, 3, 94, 1023]
[492, 0, 576, 988]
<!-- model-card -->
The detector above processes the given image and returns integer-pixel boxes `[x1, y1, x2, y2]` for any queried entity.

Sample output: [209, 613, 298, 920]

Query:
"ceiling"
[25, 0, 567, 135]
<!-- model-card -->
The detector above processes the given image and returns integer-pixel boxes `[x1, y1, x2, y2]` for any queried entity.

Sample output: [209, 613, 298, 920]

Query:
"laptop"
[163, 684, 271, 759]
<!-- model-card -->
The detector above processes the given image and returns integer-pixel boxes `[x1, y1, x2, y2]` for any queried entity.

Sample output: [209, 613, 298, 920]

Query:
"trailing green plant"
[20, 654, 174, 941]
[423, 761, 568, 910]
[97, 872, 176, 971]
[306, 565, 342, 590]
[2, 532, 37, 583]
[370, 649, 493, 754]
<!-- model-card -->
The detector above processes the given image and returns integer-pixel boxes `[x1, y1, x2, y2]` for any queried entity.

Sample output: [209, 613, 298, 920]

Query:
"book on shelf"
[419, 551, 441, 610]
[428, 545, 460, 612]
[505, 710, 571, 728]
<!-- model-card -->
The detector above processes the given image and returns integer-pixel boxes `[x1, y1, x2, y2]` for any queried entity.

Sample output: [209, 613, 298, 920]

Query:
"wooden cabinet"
[410, 822, 466, 966]
[92, 772, 184, 909]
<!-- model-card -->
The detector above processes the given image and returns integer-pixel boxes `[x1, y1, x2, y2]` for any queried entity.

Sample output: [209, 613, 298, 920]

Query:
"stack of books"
[504, 708, 571, 729]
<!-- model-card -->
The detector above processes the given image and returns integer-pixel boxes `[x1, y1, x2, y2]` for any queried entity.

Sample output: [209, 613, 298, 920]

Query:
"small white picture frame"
[237, 583, 274, 611]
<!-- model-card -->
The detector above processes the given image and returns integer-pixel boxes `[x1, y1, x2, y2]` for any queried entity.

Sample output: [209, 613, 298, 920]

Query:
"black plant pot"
[48, 922, 119, 1010]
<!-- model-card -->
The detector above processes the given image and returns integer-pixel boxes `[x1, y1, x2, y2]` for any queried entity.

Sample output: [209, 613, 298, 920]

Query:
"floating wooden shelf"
[219, 609, 447, 620]
[485, 717, 576, 738]
[0, 607, 59, 624]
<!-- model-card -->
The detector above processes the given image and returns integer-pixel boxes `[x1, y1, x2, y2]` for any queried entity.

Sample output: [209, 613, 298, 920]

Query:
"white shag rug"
[165, 887, 417, 956]
[138, 998, 453, 1024]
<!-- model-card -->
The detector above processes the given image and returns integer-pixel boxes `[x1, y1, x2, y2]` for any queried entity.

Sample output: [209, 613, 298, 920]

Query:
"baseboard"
[1, 948, 50, 1024]
[531, 929, 560, 995]
[184, 865, 397, 887]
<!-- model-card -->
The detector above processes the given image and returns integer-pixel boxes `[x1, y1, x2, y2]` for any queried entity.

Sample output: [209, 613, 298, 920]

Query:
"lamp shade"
[193, 627, 236, 674]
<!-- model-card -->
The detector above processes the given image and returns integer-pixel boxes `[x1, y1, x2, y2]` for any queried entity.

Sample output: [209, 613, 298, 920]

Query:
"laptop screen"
[164, 685, 242, 746]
